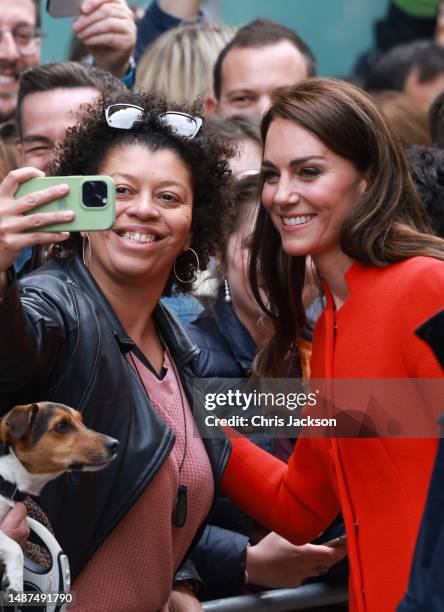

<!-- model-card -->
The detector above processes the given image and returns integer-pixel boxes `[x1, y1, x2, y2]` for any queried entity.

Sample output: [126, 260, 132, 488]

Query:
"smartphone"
[324, 534, 347, 548]
[16, 176, 116, 232]
[46, 0, 82, 18]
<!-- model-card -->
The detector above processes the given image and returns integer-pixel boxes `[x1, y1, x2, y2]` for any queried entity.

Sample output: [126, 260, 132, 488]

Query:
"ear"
[358, 169, 372, 197]
[183, 233, 192, 252]
[6, 403, 39, 441]
[204, 95, 218, 116]
[359, 179, 368, 196]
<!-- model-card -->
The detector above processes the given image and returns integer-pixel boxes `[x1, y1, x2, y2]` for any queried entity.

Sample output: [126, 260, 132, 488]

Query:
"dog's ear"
[5, 403, 39, 441]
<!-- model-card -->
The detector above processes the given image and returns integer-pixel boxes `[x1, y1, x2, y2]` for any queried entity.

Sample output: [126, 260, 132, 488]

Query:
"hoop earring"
[82, 233, 92, 267]
[224, 277, 232, 303]
[173, 248, 199, 284]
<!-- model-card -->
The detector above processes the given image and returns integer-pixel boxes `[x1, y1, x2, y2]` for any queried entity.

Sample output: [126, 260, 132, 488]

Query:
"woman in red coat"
[221, 78, 444, 612]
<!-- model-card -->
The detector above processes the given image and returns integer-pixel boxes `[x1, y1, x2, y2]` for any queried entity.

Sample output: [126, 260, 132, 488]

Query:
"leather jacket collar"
[67, 254, 200, 368]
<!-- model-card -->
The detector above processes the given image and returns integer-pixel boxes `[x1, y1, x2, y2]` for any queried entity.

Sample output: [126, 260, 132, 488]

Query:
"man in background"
[205, 18, 316, 119]
[0, 0, 136, 124]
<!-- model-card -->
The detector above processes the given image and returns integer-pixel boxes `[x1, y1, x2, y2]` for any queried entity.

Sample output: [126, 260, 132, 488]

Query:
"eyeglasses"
[104, 104, 203, 139]
[0, 27, 45, 56]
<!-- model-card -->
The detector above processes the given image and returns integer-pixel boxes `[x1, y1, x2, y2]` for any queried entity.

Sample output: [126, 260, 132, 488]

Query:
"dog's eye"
[54, 420, 72, 433]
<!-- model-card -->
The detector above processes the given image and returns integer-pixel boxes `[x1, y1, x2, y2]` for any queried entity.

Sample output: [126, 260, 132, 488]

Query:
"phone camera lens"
[82, 181, 108, 208]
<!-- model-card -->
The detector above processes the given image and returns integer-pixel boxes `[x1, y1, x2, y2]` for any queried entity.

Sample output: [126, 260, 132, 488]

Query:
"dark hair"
[213, 19, 316, 100]
[219, 172, 260, 274]
[226, 173, 260, 235]
[208, 114, 261, 144]
[49, 90, 234, 296]
[406, 145, 444, 238]
[429, 90, 444, 146]
[366, 41, 444, 93]
[250, 77, 444, 377]
[16, 62, 125, 137]
[365, 40, 429, 92]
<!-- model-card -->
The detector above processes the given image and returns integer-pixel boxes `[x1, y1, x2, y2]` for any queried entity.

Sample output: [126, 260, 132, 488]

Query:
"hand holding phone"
[71, 0, 136, 78]
[0, 168, 73, 276]
[46, 0, 82, 18]
[16, 175, 116, 232]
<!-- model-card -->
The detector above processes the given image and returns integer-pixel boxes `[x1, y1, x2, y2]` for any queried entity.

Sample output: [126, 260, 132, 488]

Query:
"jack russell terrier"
[0, 401, 118, 594]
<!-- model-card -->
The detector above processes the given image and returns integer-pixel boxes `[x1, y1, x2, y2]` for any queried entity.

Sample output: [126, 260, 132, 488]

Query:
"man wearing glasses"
[0, 0, 41, 124]
[0, 0, 136, 125]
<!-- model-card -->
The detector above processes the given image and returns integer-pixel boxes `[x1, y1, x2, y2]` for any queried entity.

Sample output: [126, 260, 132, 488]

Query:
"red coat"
[222, 257, 444, 612]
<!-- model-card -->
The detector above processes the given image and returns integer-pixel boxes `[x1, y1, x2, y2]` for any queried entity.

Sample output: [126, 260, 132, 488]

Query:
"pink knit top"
[72, 350, 214, 612]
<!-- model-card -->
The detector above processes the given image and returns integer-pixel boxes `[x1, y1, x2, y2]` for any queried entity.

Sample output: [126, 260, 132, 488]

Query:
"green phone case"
[17, 175, 116, 232]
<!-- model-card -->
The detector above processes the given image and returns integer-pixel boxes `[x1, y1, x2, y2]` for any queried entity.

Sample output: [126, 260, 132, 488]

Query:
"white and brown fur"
[0, 401, 118, 593]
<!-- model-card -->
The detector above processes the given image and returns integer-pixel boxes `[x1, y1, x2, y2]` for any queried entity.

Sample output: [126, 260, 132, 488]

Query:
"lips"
[0, 73, 18, 91]
[114, 228, 165, 245]
[120, 231, 157, 244]
[0, 63, 20, 89]
[282, 214, 317, 226]
[69, 457, 116, 472]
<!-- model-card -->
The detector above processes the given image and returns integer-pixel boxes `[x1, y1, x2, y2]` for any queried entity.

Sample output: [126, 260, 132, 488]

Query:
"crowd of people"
[0, 0, 443, 611]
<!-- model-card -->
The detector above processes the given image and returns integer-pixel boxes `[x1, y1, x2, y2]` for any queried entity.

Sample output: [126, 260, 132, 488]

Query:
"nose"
[127, 194, 161, 220]
[272, 176, 300, 209]
[104, 437, 119, 455]
[0, 31, 20, 61]
[258, 95, 273, 118]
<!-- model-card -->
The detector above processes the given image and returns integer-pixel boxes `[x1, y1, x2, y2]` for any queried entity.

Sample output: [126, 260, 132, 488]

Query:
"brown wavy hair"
[250, 77, 444, 377]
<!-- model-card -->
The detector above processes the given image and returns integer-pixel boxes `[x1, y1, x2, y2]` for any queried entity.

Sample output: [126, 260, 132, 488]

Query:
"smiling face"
[217, 41, 308, 119]
[261, 118, 368, 271]
[88, 144, 193, 293]
[20, 87, 100, 171]
[0, 0, 40, 122]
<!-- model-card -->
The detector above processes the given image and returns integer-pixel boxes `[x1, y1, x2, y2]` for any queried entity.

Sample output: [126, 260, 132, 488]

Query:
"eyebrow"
[228, 89, 253, 94]
[227, 89, 255, 97]
[110, 173, 135, 181]
[262, 155, 325, 168]
[111, 174, 190, 191]
[22, 135, 52, 145]
[12, 21, 35, 29]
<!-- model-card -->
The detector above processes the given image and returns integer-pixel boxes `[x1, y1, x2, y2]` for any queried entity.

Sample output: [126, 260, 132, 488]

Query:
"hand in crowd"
[72, 0, 137, 78]
[246, 531, 347, 589]
[161, 585, 204, 612]
[0, 168, 73, 294]
[0, 503, 30, 550]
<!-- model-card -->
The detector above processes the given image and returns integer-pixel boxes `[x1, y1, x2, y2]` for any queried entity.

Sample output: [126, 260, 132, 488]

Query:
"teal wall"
[42, 0, 388, 76]
[220, 0, 388, 76]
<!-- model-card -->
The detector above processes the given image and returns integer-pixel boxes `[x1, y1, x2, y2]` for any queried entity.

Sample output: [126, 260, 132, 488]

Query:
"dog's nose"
[105, 438, 119, 455]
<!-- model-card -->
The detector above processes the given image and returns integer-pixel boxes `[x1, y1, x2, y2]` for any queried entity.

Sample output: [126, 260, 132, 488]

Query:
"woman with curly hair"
[0, 91, 234, 611]
[221, 78, 444, 611]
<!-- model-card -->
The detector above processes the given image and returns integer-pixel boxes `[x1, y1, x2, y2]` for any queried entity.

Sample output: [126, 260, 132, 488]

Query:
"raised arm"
[0, 169, 74, 397]
[135, 0, 203, 62]
[158, 0, 202, 20]
[72, 0, 137, 78]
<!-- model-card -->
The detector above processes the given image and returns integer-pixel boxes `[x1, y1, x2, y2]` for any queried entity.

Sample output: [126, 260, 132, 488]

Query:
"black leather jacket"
[0, 255, 230, 579]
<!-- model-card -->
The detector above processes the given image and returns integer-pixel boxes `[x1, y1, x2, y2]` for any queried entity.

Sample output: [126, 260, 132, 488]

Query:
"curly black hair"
[49, 90, 235, 295]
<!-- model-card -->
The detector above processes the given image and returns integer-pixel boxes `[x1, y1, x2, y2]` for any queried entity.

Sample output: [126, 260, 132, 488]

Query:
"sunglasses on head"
[104, 103, 203, 139]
